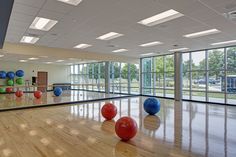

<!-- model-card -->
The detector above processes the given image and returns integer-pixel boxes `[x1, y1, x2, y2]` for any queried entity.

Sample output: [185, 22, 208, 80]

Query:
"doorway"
[37, 71, 48, 92]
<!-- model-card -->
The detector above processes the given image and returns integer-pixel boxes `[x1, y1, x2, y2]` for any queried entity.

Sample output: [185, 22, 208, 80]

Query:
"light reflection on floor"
[0, 96, 235, 156]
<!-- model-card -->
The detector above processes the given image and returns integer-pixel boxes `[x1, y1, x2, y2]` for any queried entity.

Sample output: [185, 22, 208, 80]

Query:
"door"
[37, 71, 48, 92]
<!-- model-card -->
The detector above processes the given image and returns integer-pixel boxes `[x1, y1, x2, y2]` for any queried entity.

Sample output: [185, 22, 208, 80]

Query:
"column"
[174, 52, 183, 101]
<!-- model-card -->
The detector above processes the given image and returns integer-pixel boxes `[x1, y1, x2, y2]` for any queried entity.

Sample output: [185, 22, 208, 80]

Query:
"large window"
[141, 54, 174, 98]
[182, 46, 236, 105]
[110, 62, 139, 94]
[70, 62, 105, 92]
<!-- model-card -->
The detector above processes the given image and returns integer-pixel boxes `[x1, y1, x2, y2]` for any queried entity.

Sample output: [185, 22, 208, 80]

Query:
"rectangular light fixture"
[46, 62, 53, 64]
[112, 49, 128, 53]
[140, 53, 155, 56]
[28, 57, 39, 60]
[57, 0, 82, 6]
[74, 44, 92, 49]
[138, 9, 184, 26]
[0, 55, 4, 57]
[169, 47, 189, 52]
[30, 17, 58, 31]
[211, 40, 236, 46]
[183, 29, 221, 38]
[139, 41, 163, 47]
[20, 36, 39, 44]
[56, 60, 64, 62]
[19, 60, 27, 62]
[96, 32, 123, 40]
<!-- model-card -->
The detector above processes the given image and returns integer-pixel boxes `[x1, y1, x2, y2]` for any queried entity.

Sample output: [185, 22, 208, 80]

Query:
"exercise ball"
[6, 71, 15, 79]
[15, 90, 24, 97]
[101, 103, 117, 120]
[34, 90, 42, 99]
[16, 78, 24, 85]
[0, 71, 7, 79]
[143, 98, 161, 115]
[16, 70, 24, 77]
[6, 87, 13, 93]
[0, 88, 5, 93]
[7, 79, 14, 86]
[54, 87, 62, 96]
[115, 117, 137, 141]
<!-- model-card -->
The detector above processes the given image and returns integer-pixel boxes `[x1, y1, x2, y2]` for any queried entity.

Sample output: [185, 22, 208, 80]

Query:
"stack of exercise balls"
[15, 70, 24, 85]
[100, 97, 161, 142]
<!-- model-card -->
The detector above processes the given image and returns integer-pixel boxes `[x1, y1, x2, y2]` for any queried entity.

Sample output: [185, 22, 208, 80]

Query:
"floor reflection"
[68, 96, 236, 157]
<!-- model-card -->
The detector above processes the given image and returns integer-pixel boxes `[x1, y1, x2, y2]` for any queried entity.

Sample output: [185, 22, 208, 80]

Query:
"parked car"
[194, 78, 216, 84]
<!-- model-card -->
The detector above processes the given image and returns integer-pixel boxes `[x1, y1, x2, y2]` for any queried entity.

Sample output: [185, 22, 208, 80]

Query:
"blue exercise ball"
[16, 70, 24, 77]
[54, 87, 63, 96]
[0, 71, 7, 79]
[6, 71, 15, 79]
[143, 98, 161, 115]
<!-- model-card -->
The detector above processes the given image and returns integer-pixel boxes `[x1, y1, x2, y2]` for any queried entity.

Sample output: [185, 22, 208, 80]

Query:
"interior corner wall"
[0, 61, 70, 86]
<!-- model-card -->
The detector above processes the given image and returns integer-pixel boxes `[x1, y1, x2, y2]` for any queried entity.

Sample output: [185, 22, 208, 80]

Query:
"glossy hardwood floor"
[0, 96, 235, 157]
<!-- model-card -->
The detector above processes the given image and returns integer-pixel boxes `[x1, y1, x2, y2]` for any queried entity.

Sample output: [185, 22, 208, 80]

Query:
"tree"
[208, 50, 224, 79]
[227, 47, 236, 70]
[121, 64, 138, 81]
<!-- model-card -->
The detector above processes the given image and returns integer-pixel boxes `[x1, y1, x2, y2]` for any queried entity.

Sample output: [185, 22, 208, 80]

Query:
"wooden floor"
[0, 96, 235, 157]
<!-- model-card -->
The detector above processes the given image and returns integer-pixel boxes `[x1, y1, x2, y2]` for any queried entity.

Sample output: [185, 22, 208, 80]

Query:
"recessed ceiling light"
[140, 53, 155, 56]
[28, 57, 39, 60]
[183, 29, 221, 38]
[20, 36, 39, 44]
[45, 62, 53, 64]
[139, 41, 163, 47]
[211, 40, 236, 46]
[74, 44, 92, 49]
[112, 49, 128, 53]
[30, 17, 58, 31]
[56, 60, 64, 62]
[0, 55, 4, 57]
[96, 32, 123, 40]
[138, 9, 184, 26]
[19, 60, 27, 62]
[169, 47, 189, 52]
[57, 0, 82, 6]
[69, 58, 77, 60]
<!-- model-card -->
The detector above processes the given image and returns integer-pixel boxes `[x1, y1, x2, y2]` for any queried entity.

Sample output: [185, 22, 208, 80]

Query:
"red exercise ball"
[101, 103, 117, 120]
[6, 87, 13, 93]
[34, 90, 42, 99]
[15, 90, 23, 97]
[115, 117, 137, 141]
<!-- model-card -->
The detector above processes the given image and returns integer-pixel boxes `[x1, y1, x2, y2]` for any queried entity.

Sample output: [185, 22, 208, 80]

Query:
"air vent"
[223, 10, 236, 20]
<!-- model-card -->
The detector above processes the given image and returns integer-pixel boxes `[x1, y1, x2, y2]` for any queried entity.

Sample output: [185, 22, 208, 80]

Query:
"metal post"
[105, 61, 110, 94]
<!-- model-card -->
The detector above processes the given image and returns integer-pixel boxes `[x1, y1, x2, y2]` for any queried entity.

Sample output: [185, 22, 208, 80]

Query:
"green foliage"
[121, 64, 139, 81]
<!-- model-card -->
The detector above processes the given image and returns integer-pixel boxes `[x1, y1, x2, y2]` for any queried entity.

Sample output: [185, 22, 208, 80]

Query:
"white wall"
[0, 61, 70, 86]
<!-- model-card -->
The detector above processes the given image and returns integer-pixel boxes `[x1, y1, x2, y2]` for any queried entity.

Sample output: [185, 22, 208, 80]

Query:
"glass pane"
[208, 92, 225, 103]
[183, 72, 190, 90]
[192, 71, 206, 91]
[121, 63, 128, 94]
[227, 47, 236, 71]
[143, 73, 153, 89]
[155, 72, 164, 88]
[208, 71, 224, 92]
[165, 72, 174, 90]
[226, 71, 236, 105]
[192, 91, 206, 101]
[191, 51, 206, 71]
[165, 89, 174, 98]
[156, 88, 164, 97]
[183, 53, 190, 72]
[155, 56, 164, 73]
[142, 58, 152, 72]
[208, 49, 224, 71]
[183, 90, 190, 99]
[165, 55, 174, 72]
[130, 64, 139, 94]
